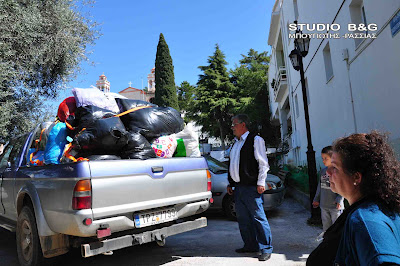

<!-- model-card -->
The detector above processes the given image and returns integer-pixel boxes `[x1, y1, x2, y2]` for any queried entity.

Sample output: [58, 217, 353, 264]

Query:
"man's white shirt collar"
[235, 131, 250, 142]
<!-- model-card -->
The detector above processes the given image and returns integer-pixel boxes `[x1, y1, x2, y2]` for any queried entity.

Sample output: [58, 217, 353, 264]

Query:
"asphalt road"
[0, 197, 321, 266]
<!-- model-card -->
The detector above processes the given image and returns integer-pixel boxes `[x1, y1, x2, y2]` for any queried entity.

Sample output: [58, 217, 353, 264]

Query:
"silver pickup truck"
[0, 124, 212, 266]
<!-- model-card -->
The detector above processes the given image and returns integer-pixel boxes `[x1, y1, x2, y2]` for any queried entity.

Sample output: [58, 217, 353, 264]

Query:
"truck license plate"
[134, 207, 177, 228]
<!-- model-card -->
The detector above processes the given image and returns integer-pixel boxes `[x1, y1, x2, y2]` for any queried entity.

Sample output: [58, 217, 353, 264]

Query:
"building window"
[295, 94, 300, 118]
[349, 0, 367, 47]
[293, 0, 299, 20]
[323, 42, 334, 82]
[361, 5, 368, 34]
[287, 118, 292, 136]
[305, 78, 310, 105]
[295, 147, 300, 165]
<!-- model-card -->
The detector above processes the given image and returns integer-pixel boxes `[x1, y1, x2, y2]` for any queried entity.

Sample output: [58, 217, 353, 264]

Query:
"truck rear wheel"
[16, 206, 43, 266]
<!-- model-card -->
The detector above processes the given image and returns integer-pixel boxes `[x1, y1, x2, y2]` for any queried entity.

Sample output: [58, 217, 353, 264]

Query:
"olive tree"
[0, 0, 99, 139]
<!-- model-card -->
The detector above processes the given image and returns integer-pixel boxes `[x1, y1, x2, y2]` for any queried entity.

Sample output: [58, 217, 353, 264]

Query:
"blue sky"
[60, 0, 273, 101]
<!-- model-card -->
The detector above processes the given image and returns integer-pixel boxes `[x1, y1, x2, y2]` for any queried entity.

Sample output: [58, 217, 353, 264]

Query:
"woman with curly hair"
[307, 131, 400, 265]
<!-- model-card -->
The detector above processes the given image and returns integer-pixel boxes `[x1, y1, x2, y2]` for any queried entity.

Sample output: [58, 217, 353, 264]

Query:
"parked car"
[204, 155, 285, 220]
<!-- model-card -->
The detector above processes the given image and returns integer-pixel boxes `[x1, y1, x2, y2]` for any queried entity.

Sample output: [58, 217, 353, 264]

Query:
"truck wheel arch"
[16, 192, 33, 215]
[16, 190, 70, 258]
[16, 189, 57, 237]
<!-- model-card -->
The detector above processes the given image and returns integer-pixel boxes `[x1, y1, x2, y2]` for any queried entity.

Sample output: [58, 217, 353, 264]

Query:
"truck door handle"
[151, 166, 163, 173]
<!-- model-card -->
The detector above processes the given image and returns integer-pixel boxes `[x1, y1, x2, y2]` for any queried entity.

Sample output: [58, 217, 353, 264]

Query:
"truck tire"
[156, 239, 166, 247]
[223, 195, 237, 221]
[16, 206, 43, 266]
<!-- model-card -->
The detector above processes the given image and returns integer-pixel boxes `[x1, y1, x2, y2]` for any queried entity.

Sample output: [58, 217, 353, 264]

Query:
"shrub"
[284, 164, 310, 194]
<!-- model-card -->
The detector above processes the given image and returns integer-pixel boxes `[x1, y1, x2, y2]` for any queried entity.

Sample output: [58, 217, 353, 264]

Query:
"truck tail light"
[72, 180, 92, 210]
[206, 170, 212, 191]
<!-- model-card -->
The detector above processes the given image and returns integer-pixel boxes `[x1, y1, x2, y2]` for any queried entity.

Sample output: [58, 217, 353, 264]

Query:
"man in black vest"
[227, 114, 273, 261]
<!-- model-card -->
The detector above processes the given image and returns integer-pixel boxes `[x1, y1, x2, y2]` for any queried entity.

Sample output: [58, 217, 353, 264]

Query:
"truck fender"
[16, 184, 57, 237]
[16, 186, 70, 258]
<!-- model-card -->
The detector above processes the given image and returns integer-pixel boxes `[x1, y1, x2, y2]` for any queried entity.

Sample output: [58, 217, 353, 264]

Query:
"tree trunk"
[219, 123, 226, 150]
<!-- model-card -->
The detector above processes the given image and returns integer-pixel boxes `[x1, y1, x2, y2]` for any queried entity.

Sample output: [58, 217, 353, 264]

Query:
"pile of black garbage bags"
[41, 88, 185, 163]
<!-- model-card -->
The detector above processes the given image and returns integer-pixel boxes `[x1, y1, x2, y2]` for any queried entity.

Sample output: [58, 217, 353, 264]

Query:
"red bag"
[57, 97, 76, 130]
[58, 97, 77, 123]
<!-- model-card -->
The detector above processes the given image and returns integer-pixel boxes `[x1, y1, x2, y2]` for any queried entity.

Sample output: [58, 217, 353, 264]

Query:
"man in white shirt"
[227, 114, 272, 261]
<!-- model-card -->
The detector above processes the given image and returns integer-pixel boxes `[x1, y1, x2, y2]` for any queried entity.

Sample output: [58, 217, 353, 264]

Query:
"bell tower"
[96, 73, 110, 93]
[147, 67, 155, 93]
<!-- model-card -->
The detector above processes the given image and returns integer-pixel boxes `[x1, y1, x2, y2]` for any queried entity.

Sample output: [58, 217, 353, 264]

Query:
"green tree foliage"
[176, 81, 195, 122]
[231, 49, 280, 146]
[154, 33, 179, 110]
[0, 0, 99, 139]
[0, 89, 15, 140]
[192, 44, 238, 149]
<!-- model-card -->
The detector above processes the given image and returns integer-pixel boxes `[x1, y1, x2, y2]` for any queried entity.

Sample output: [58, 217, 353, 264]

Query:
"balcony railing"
[277, 132, 292, 154]
[283, 132, 292, 150]
[273, 66, 287, 102]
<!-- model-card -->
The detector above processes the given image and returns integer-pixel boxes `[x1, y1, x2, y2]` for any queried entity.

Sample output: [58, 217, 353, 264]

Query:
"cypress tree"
[154, 33, 179, 110]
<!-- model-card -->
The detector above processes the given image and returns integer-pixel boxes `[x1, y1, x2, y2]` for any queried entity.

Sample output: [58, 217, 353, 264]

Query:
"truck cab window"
[0, 144, 13, 168]
[0, 136, 26, 168]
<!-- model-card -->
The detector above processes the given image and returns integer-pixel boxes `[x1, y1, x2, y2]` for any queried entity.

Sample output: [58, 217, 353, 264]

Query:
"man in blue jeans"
[227, 114, 273, 261]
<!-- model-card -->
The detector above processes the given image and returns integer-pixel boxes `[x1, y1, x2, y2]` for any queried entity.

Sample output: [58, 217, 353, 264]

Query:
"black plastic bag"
[74, 116, 129, 152]
[74, 105, 117, 130]
[120, 132, 156, 160]
[115, 98, 157, 113]
[120, 107, 184, 140]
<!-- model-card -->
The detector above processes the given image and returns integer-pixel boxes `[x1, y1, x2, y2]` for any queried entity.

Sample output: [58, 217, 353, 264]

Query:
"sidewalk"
[285, 184, 323, 228]
[285, 185, 312, 211]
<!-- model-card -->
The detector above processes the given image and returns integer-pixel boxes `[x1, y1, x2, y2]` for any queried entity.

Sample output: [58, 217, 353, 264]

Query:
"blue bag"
[44, 122, 67, 164]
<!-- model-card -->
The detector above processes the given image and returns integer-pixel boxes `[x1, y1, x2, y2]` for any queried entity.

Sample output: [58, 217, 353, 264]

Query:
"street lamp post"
[289, 23, 319, 223]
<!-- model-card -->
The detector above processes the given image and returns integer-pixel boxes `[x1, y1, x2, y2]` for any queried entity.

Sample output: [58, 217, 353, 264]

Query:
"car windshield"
[205, 156, 228, 174]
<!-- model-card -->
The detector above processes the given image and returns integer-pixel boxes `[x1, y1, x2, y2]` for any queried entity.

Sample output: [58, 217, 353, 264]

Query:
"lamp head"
[289, 49, 301, 71]
[295, 36, 310, 57]
[292, 20, 310, 57]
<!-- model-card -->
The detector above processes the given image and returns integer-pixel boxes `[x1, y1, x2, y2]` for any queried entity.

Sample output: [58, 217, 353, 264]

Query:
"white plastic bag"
[104, 92, 128, 100]
[72, 87, 120, 113]
[151, 135, 177, 158]
[173, 123, 201, 157]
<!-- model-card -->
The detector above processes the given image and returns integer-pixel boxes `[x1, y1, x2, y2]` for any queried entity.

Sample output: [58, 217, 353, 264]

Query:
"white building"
[267, 0, 400, 168]
[119, 68, 155, 102]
